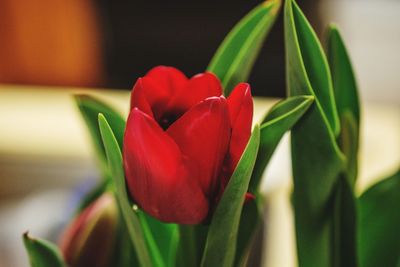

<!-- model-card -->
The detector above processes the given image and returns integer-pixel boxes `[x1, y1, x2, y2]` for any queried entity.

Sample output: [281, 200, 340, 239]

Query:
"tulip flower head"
[123, 66, 253, 224]
[59, 193, 118, 267]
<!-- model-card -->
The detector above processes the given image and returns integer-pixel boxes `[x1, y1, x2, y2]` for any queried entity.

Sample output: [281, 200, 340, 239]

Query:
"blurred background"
[0, 0, 399, 266]
[0, 0, 318, 96]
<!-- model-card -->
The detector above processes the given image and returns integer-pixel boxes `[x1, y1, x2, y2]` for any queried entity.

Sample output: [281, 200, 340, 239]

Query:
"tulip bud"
[59, 193, 118, 267]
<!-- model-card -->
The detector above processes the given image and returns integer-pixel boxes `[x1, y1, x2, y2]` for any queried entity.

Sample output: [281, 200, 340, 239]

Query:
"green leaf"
[242, 215, 265, 267]
[285, 1, 340, 136]
[327, 24, 360, 125]
[358, 169, 400, 267]
[201, 125, 260, 267]
[176, 226, 198, 267]
[207, 0, 281, 95]
[234, 198, 262, 267]
[138, 212, 179, 267]
[338, 112, 359, 187]
[113, 199, 149, 267]
[75, 95, 126, 178]
[249, 95, 314, 193]
[23, 232, 66, 267]
[237, 96, 313, 266]
[236, 96, 313, 266]
[114, 217, 140, 267]
[98, 114, 153, 267]
[332, 176, 358, 267]
[176, 225, 208, 267]
[284, 0, 345, 266]
[327, 25, 360, 187]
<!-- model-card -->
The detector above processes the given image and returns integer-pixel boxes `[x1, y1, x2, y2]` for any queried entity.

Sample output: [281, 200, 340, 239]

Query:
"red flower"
[123, 66, 253, 224]
[59, 193, 118, 267]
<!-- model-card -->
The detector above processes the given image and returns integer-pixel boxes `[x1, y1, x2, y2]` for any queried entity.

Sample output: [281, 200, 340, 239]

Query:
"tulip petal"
[60, 202, 94, 264]
[146, 66, 188, 95]
[130, 77, 172, 119]
[123, 108, 209, 224]
[130, 78, 154, 117]
[224, 83, 253, 185]
[167, 97, 231, 197]
[131, 66, 189, 120]
[168, 72, 223, 114]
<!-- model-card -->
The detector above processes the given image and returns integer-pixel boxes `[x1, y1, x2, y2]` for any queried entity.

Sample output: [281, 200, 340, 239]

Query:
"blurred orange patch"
[0, 0, 104, 87]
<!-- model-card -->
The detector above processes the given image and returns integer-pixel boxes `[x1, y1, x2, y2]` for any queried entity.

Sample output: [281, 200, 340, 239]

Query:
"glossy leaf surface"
[358, 169, 400, 267]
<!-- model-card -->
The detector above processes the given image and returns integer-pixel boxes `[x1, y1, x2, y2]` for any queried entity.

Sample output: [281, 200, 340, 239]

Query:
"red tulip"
[59, 193, 118, 267]
[123, 66, 253, 224]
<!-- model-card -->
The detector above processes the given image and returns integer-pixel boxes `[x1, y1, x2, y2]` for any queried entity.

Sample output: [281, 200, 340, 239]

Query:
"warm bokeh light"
[0, 0, 103, 87]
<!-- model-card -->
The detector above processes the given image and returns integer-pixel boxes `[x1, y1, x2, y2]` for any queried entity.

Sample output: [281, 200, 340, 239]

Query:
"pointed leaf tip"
[250, 96, 313, 193]
[263, 0, 281, 13]
[23, 232, 66, 267]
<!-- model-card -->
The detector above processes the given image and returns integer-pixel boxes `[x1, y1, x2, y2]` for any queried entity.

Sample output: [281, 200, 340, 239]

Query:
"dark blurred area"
[98, 0, 321, 97]
[0, 0, 321, 97]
